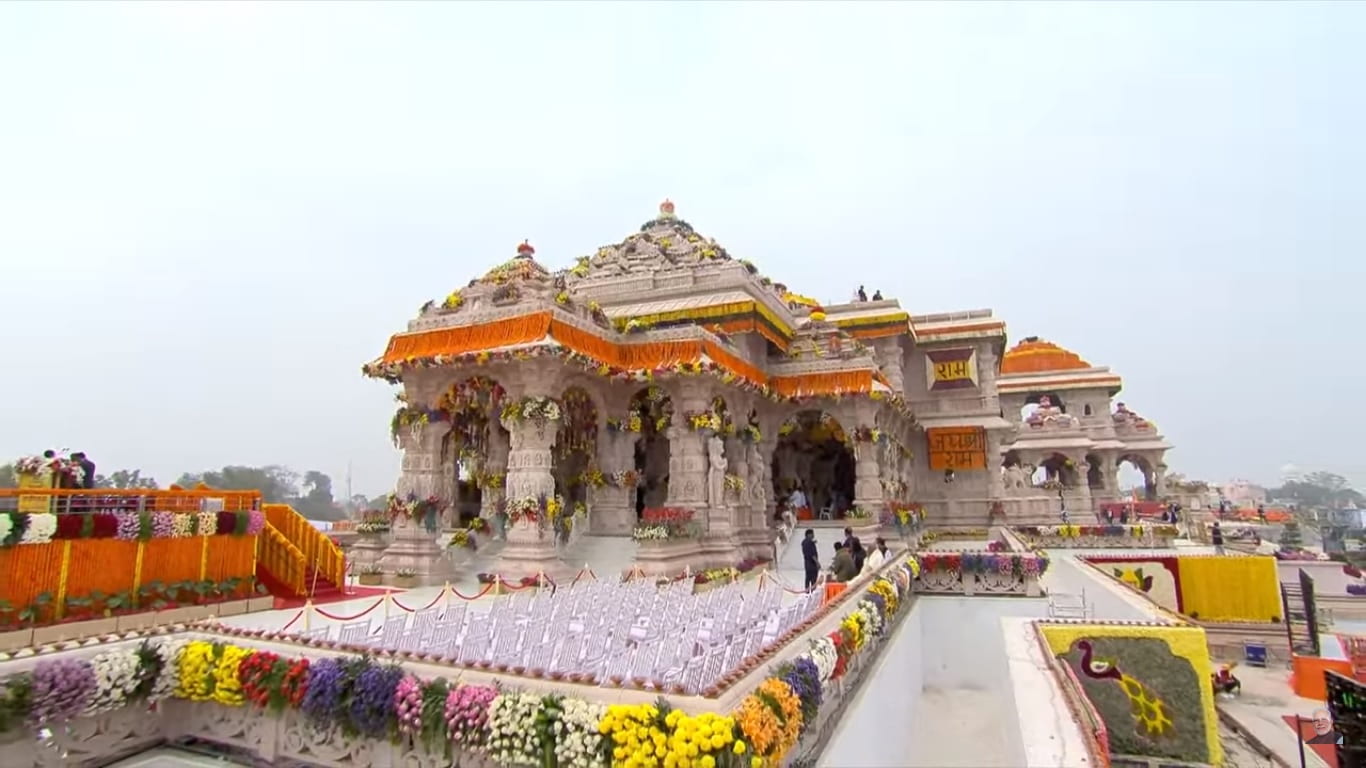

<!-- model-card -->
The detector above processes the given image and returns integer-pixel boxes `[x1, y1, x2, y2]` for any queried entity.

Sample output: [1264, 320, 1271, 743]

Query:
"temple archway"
[1019, 392, 1066, 423]
[1117, 453, 1156, 500]
[434, 375, 507, 525]
[1033, 452, 1080, 488]
[553, 386, 599, 510]
[627, 386, 673, 517]
[773, 410, 855, 519]
[1085, 452, 1105, 490]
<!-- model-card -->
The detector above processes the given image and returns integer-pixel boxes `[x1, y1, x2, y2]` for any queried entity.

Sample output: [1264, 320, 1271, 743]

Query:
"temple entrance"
[773, 410, 855, 519]
[1033, 453, 1079, 488]
[435, 376, 506, 527]
[1117, 454, 1155, 500]
[626, 386, 673, 518]
[553, 386, 598, 515]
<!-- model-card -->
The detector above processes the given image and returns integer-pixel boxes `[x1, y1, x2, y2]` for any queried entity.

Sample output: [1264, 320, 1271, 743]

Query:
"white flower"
[487, 691, 545, 765]
[858, 599, 884, 636]
[805, 636, 838, 686]
[150, 639, 187, 701]
[553, 698, 607, 768]
[170, 515, 194, 538]
[20, 514, 57, 545]
[196, 511, 217, 536]
[0, 514, 13, 544]
[87, 647, 143, 714]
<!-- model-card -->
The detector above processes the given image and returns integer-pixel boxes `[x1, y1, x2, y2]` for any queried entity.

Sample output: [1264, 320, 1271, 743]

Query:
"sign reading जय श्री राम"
[927, 427, 986, 470]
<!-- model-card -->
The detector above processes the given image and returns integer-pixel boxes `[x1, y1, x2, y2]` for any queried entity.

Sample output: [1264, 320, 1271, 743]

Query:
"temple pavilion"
[363, 201, 1171, 577]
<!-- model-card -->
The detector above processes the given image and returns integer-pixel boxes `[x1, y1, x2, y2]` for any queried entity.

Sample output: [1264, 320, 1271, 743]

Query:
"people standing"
[789, 484, 808, 519]
[856, 285, 868, 302]
[871, 290, 883, 301]
[830, 541, 857, 582]
[72, 452, 96, 490]
[1211, 521, 1225, 555]
[861, 537, 887, 575]
[851, 538, 866, 574]
[801, 530, 820, 591]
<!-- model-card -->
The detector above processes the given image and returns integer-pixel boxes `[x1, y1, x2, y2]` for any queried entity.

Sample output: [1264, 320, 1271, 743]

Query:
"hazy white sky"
[2, 2, 1362, 496]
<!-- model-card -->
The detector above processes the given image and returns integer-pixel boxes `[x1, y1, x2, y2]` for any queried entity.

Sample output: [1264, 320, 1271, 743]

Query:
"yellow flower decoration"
[176, 640, 218, 702]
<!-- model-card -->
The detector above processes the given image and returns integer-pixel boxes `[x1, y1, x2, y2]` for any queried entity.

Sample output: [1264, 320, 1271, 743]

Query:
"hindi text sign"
[927, 427, 987, 471]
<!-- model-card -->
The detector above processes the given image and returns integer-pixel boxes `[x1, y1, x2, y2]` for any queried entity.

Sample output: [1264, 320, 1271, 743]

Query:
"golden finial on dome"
[516, 240, 535, 257]
[658, 199, 676, 218]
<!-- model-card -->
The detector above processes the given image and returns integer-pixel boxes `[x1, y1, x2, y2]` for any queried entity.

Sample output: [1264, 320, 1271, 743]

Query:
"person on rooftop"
[856, 285, 867, 302]
[872, 290, 883, 301]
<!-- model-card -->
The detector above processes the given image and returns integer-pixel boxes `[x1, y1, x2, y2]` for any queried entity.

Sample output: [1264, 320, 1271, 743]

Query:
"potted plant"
[393, 568, 419, 589]
[359, 564, 384, 586]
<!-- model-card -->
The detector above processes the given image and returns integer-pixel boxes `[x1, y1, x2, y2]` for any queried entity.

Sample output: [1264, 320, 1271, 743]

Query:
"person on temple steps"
[801, 530, 821, 591]
[850, 537, 866, 574]
[830, 541, 857, 582]
[861, 537, 888, 576]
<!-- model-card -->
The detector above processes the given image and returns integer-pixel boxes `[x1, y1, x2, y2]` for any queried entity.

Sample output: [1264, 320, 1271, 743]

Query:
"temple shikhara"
[363, 200, 1171, 580]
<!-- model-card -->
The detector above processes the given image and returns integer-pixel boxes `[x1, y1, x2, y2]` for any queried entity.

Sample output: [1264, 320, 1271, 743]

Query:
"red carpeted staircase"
[254, 504, 348, 604]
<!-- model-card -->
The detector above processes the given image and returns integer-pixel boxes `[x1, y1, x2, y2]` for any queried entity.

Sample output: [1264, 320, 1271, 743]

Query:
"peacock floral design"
[1076, 639, 1175, 738]
[1113, 566, 1154, 593]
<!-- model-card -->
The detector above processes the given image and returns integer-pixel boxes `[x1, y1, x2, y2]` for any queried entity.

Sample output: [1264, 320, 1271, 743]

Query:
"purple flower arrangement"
[300, 658, 348, 728]
[28, 658, 96, 725]
[444, 683, 497, 745]
[149, 512, 176, 539]
[245, 510, 266, 536]
[114, 511, 144, 541]
[348, 664, 403, 738]
[394, 675, 423, 735]
[864, 592, 888, 630]
[780, 656, 822, 733]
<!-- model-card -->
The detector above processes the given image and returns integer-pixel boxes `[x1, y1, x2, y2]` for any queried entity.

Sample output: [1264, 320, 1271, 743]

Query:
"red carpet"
[271, 585, 398, 610]
[1283, 714, 1339, 768]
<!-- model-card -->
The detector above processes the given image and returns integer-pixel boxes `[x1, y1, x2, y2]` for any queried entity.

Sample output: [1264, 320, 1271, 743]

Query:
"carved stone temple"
[363, 201, 1172, 577]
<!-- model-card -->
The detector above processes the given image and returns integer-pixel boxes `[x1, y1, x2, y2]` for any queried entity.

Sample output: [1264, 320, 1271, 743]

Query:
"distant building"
[1219, 479, 1267, 508]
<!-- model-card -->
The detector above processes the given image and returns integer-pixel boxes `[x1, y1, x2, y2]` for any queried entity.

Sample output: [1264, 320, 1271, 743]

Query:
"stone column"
[479, 427, 509, 526]
[662, 380, 713, 567]
[590, 430, 636, 536]
[378, 424, 455, 586]
[876, 340, 906, 394]
[986, 430, 1005, 501]
[494, 392, 571, 581]
[1154, 462, 1169, 500]
[1076, 460, 1094, 516]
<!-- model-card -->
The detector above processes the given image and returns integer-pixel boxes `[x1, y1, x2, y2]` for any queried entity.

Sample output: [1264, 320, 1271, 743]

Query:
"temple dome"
[479, 241, 552, 285]
[1000, 337, 1094, 375]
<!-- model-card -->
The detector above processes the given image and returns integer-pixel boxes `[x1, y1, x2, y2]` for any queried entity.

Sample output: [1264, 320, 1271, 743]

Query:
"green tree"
[0, 464, 14, 488]
[1270, 471, 1364, 510]
[293, 470, 341, 520]
[175, 465, 299, 503]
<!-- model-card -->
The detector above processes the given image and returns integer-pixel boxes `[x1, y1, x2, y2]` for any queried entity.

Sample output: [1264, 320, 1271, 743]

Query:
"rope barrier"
[762, 570, 812, 595]
[449, 583, 495, 601]
[392, 589, 447, 614]
[278, 610, 304, 633]
[313, 598, 385, 622]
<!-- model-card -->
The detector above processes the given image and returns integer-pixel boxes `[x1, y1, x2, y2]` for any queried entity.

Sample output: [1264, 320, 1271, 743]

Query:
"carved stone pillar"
[495, 392, 570, 580]
[986, 430, 1005, 501]
[854, 441, 884, 513]
[665, 382, 710, 513]
[1154, 462, 1169, 500]
[1076, 461, 1094, 515]
[379, 424, 455, 586]
[479, 427, 509, 523]
[876, 340, 906, 394]
[591, 431, 636, 536]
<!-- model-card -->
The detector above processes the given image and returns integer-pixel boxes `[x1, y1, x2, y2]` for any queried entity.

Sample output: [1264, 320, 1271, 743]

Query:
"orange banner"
[927, 427, 987, 471]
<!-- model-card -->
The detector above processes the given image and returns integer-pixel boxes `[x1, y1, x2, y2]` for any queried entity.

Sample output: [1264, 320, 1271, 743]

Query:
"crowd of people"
[799, 527, 889, 590]
[852, 285, 884, 302]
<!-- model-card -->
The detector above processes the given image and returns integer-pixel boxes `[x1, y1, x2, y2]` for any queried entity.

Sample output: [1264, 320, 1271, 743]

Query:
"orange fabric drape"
[0, 542, 66, 609]
[203, 536, 257, 583]
[702, 317, 791, 352]
[846, 325, 905, 340]
[139, 538, 209, 588]
[772, 370, 874, 398]
[702, 340, 766, 386]
[65, 539, 138, 602]
[549, 319, 624, 366]
[383, 312, 552, 362]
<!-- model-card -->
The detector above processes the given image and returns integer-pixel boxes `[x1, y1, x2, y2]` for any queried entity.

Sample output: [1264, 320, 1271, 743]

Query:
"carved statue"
[707, 436, 726, 510]
[1003, 464, 1028, 490]
[748, 445, 767, 509]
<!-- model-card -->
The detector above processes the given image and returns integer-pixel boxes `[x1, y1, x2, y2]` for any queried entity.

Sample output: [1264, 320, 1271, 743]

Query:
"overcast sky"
[1, 2, 1361, 496]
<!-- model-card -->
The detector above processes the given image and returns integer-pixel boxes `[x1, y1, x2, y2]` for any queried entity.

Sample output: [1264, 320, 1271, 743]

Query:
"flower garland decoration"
[349, 663, 403, 738]
[213, 645, 251, 707]
[857, 598, 884, 637]
[596, 702, 670, 766]
[487, 690, 546, 765]
[553, 697, 607, 768]
[632, 507, 699, 541]
[868, 579, 898, 615]
[19, 513, 56, 545]
[28, 657, 96, 725]
[386, 492, 445, 523]
[724, 474, 746, 493]
[500, 395, 562, 424]
[85, 646, 143, 715]
[394, 675, 424, 737]
[176, 641, 219, 702]
[300, 657, 350, 729]
[664, 708, 751, 767]
[445, 683, 498, 747]
[777, 658, 822, 734]
[804, 636, 838, 687]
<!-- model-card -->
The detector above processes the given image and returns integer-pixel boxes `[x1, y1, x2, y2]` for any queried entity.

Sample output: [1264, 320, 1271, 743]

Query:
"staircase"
[1282, 569, 1321, 657]
[255, 504, 347, 601]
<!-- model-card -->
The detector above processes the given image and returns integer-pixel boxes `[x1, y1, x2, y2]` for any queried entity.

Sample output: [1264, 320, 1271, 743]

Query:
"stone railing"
[1011, 524, 1178, 549]
[914, 552, 1046, 597]
[1, 557, 919, 768]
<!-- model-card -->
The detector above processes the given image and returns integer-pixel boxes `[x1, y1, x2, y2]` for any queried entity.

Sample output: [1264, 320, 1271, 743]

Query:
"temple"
[364, 200, 1171, 578]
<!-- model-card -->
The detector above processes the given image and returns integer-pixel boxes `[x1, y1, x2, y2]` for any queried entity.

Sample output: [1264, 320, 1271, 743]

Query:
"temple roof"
[1000, 338, 1092, 374]
[997, 336, 1122, 394]
[478, 241, 552, 285]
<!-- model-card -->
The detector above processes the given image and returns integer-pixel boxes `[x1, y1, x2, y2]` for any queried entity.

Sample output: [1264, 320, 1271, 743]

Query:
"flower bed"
[0, 560, 919, 768]
[1012, 524, 1178, 549]
[912, 551, 1049, 596]
[632, 507, 701, 541]
[0, 509, 263, 547]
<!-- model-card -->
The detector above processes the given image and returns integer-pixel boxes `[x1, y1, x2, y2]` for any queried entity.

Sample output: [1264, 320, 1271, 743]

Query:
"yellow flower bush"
[212, 644, 251, 707]
[176, 641, 218, 701]
[663, 710, 749, 768]
[598, 703, 670, 767]
[868, 579, 898, 615]
[734, 678, 803, 764]
[840, 614, 866, 652]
